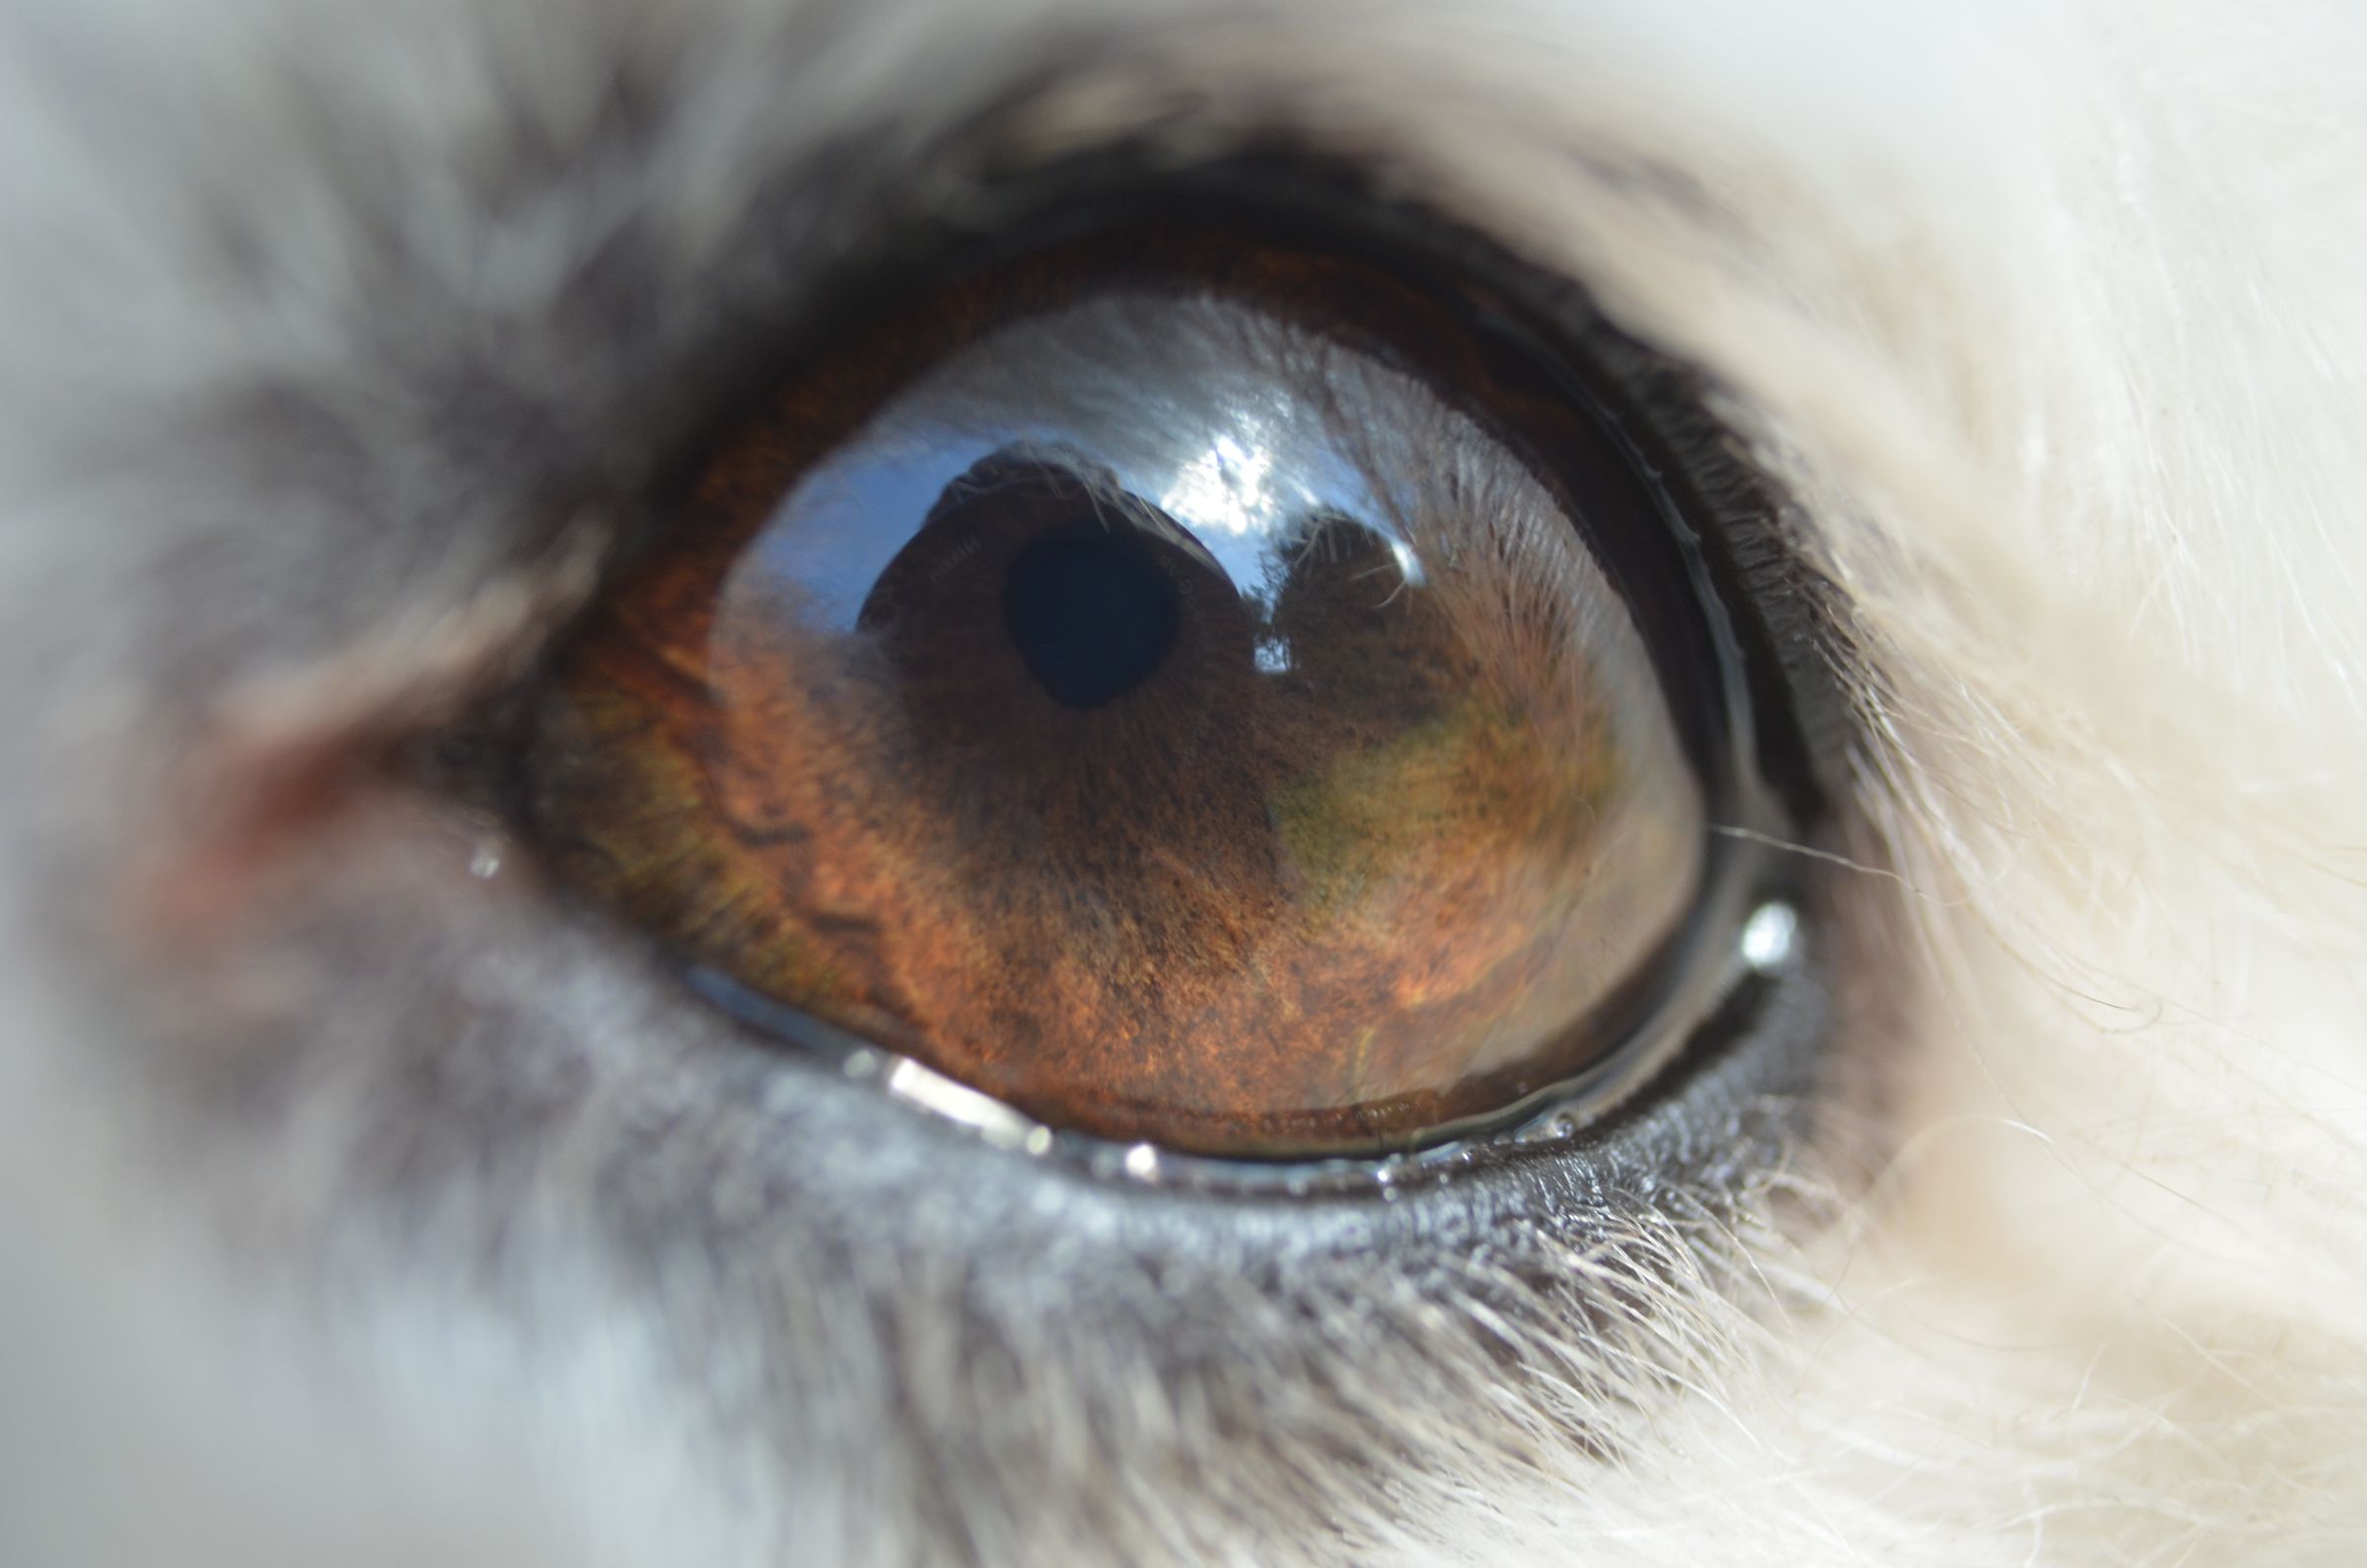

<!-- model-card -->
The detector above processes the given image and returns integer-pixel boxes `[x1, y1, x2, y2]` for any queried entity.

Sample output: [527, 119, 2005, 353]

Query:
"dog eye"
[512, 203, 1797, 1165]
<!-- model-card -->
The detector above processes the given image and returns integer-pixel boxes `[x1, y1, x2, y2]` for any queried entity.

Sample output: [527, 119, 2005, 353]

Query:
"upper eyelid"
[11, 3, 1858, 721]
[10, 1, 1912, 590]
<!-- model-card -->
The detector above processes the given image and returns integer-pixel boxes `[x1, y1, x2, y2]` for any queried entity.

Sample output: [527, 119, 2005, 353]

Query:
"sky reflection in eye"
[750, 295, 1421, 633]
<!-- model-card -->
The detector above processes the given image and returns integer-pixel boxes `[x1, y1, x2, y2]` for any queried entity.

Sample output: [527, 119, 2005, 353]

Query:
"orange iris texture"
[524, 230, 1705, 1157]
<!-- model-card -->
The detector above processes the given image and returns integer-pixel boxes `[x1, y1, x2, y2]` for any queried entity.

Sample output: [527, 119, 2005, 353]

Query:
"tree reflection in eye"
[520, 229, 1709, 1159]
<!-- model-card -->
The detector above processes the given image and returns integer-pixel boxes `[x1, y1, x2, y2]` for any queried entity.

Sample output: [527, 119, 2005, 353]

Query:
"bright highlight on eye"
[523, 228, 1713, 1158]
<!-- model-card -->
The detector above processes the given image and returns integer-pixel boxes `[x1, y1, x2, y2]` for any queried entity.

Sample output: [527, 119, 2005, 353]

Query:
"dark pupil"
[1000, 521, 1181, 709]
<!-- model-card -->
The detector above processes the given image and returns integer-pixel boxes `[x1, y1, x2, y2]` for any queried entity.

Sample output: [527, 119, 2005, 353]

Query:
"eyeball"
[518, 218, 1774, 1162]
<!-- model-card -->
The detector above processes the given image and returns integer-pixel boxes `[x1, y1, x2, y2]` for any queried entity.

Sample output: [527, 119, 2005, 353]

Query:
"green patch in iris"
[1271, 698, 1618, 926]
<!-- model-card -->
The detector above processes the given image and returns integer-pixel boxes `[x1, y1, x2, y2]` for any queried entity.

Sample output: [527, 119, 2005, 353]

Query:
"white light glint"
[1740, 902, 1800, 973]
[1388, 536, 1425, 588]
[885, 1056, 1034, 1149]
[1160, 434, 1276, 537]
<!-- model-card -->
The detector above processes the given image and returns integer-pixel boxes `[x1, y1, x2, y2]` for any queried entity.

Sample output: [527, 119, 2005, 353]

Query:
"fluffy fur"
[3, 0, 2365, 1562]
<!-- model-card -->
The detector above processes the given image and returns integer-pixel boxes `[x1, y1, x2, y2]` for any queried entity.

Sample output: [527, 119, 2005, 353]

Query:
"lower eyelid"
[103, 715, 1836, 1189]
[160, 649, 1829, 1247]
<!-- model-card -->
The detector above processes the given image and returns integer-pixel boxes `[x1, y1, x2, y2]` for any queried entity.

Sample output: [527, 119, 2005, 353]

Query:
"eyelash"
[413, 147, 1855, 1205]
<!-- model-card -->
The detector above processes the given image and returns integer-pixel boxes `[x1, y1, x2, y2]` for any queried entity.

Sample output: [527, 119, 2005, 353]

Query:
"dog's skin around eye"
[3, 0, 2366, 1564]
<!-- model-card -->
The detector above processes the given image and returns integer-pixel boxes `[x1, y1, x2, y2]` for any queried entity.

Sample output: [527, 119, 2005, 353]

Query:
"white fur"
[3, 0, 2364, 1562]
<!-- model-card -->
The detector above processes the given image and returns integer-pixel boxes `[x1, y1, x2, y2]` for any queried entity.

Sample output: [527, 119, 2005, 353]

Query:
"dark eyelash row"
[421, 142, 1858, 1199]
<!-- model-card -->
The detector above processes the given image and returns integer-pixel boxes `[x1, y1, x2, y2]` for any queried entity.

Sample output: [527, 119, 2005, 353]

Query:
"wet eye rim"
[498, 148, 1844, 1194]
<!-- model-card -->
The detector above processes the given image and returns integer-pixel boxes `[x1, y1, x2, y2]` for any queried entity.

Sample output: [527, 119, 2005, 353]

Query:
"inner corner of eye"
[509, 208, 1743, 1164]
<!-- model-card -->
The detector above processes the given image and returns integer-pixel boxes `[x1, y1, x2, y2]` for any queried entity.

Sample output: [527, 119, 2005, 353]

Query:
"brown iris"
[524, 229, 1706, 1157]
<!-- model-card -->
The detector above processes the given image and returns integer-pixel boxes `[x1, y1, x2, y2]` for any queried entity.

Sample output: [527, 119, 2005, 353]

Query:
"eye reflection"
[525, 233, 1708, 1157]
